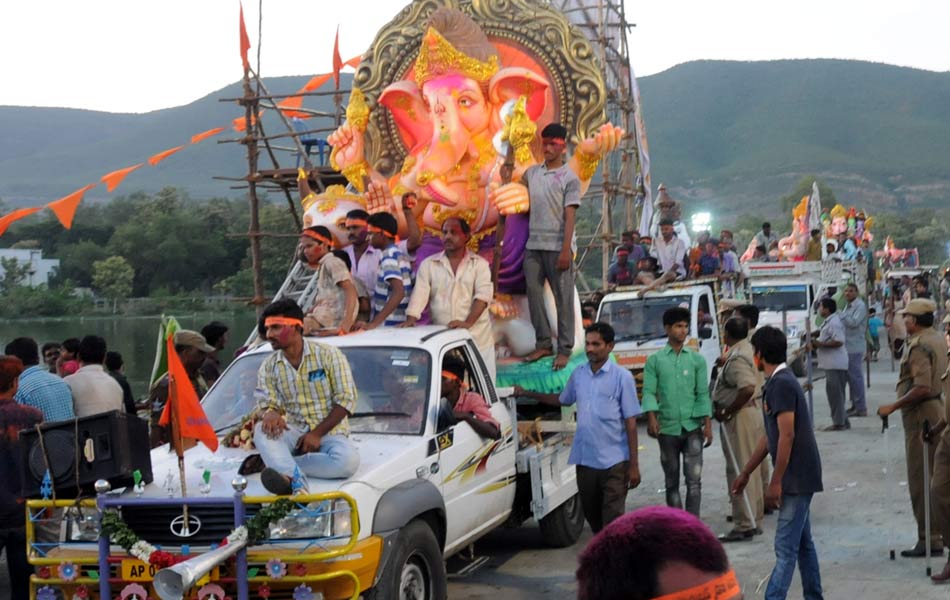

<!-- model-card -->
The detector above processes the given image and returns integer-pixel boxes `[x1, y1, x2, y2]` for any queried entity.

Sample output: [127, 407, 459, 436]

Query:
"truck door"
[695, 290, 721, 382]
[433, 341, 517, 548]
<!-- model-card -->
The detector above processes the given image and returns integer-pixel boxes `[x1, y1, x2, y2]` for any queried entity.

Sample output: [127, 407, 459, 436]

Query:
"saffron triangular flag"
[148, 145, 186, 166]
[302, 72, 332, 93]
[233, 112, 259, 132]
[332, 26, 343, 89]
[345, 55, 361, 69]
[0, 207, 43, 237]
[191, 127, 225, 144]
[101, 164, 143, 193]
[46, 184, 96, 229]
[159, 334, 219, 452]
[239, 3, 251, 73]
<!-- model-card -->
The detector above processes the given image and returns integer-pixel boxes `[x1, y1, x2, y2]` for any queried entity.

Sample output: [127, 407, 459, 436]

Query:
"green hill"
[2, 60, 950, 223]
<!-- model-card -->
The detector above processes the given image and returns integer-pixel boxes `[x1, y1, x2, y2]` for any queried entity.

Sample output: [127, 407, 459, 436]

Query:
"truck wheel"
[367, 519, 447, 600]
[539, 494, 584, 547]
[790, 354, 806, 377]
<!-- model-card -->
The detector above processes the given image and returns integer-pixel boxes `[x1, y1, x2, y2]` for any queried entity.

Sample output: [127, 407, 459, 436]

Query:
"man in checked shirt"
[253, 299, 360, 494]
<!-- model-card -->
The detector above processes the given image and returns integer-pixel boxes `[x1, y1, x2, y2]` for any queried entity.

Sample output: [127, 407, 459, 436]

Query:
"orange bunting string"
[100, 164, 143, 193]
[191, 127, 225, 144]
[46, 184, 96, 229]
[148, 145, 186, 166]
[0, 207, 43, 237]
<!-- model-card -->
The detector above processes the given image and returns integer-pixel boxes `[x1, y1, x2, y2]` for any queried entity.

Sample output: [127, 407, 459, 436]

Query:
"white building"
[0, 248, 60, 287]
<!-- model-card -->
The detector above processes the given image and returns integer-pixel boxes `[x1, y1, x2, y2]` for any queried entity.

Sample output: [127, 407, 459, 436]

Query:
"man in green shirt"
[642, 306, 712, 517]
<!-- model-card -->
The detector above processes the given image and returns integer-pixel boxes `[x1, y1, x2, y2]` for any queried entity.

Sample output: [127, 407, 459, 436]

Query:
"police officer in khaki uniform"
[713, 316, 766, 541]
[926, 326, 950, 582]
[877, 298, 947, 557]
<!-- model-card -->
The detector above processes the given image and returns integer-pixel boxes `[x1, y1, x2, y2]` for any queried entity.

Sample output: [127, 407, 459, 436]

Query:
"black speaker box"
[20, 410, 153, 498]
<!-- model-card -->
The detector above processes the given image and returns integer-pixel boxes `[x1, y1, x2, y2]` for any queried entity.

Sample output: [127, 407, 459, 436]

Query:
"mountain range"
[2, 59, 949, 224]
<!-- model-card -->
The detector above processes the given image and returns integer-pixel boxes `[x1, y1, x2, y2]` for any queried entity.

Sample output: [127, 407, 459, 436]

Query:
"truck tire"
[790, 354, 806, 377]
[366, 519, 447, 600]
[538, 494, 584, 548]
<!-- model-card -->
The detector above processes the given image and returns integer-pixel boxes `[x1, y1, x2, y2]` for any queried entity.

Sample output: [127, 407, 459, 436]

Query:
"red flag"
[159, 335, 219, 452]
[46, 184, 96, 229]
[0, 207, 43, 237]
[332, 26, 343, 89]
[239, 3, 251, 73]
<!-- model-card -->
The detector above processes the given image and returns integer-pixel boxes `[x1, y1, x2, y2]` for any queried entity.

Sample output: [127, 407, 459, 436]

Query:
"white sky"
[1, 0, 947, 114]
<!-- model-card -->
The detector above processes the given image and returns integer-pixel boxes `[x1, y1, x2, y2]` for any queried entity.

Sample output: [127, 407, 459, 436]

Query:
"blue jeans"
[766, 493, 823, 600]
[658, 428, 704, 517]
[254, 422, 359, 479]
[847, 352, 866, 412]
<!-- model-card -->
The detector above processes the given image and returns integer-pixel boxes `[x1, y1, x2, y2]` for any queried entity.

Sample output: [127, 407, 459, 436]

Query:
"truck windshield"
[202, 346, 431, 435]
[751, 285, 808, 312]
[598, 295, 692, 342]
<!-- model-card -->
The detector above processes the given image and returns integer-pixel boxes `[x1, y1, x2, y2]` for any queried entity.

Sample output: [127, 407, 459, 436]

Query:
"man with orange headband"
[354, 212, 413, 330]
[439, 354, 500, 440]
[402, 216, 496, 380]
[576, 506, 742, 600]
[298, 225, 358, 335]
[254, 299, 359, 492]
[521, 122, 581, 371]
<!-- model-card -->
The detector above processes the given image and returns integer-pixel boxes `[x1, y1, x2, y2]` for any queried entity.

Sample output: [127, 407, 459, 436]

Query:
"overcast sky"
[2, 0, 947, 113]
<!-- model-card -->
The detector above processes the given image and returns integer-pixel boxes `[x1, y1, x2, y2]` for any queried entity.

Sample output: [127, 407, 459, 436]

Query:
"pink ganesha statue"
[311, 8, 621, 359]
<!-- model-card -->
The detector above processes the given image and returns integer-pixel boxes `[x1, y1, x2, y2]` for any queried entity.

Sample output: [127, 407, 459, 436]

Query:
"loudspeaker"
[20, 410, 153, 498]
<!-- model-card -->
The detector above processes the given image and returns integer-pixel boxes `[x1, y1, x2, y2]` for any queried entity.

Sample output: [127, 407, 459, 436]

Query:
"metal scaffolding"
[551, 0, 653, 292]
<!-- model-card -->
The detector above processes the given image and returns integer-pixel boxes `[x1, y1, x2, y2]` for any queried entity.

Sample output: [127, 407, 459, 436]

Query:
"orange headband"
[301, 229, 334, 247]
[651, 570, 741, 600]
[368, 224, 397, 240]
[345, 218, 368, 228]
[542, 137, 566, 147]
[264, 316, 304, 328]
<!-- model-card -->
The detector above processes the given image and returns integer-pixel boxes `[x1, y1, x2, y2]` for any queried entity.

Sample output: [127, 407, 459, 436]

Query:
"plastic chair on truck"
[291, 117, 329, 167]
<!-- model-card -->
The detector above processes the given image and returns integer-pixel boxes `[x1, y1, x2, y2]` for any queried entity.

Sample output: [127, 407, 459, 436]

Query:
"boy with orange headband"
[355, 212, 413, 330]
[254, 299, 360, 492]
[521, 122, 581, 371]
[298, 225, 358, 335]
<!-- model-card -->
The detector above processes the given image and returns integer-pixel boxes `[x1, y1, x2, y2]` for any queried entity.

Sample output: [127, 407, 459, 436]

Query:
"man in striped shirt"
[254, 299, 360, 494]
[4, 337, 74, 422]
[355, 212, 412, 329]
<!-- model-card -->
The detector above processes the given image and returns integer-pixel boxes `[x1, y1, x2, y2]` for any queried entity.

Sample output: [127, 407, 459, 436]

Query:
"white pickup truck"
[35, 327, 581, 600]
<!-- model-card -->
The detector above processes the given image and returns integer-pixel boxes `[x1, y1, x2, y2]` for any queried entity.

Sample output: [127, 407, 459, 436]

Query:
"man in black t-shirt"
[733, 326, 823, 600]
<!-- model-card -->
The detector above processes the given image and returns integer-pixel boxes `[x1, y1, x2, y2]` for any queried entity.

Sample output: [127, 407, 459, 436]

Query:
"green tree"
[0, 256, 31, 294]
[778, 176, 837, 213]
[92, 256, 134, 313]
[57, 240, 110, 287]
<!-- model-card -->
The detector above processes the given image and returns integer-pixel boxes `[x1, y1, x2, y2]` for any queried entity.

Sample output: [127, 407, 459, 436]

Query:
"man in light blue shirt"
[811, 298, 850, 430]
[516, 322, 641, 532]
[4, 337, 74, 422]
[840, 283, 868, 417]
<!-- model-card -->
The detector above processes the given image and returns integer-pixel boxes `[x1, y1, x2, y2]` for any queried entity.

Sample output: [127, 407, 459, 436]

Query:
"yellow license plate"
[121, 559, 219, 582]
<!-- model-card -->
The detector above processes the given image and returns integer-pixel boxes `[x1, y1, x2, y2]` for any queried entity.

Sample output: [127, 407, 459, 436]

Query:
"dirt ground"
[4, 354, 950, 599]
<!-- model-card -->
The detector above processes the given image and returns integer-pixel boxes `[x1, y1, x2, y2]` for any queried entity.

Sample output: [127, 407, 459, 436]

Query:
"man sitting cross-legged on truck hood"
[254, 299, 360, 495]
[439, 354, 500, 440]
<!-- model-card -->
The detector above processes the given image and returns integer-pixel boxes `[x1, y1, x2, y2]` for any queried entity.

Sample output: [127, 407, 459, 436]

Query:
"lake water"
[0, 311, 260, 401]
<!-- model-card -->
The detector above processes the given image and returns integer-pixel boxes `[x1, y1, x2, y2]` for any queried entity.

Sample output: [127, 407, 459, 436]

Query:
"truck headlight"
[64, 506, 100, 542]
[268, 499, 351, 540]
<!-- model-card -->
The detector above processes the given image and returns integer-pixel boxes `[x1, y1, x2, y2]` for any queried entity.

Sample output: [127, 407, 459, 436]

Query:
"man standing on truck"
[754, 222, 778, 252]
[652, 218, 688, 280]
[713, 316, 766, 542]
[841, 283, 868, 417]
[403, 217, 495, 380]
[515, 322, 641, 532]
[642, 307, 712, 517]
[876, 298, 947, 558]
[254, 299, 360, 493]
[521, 123, 581, 371]
[298, 225, 359, 336]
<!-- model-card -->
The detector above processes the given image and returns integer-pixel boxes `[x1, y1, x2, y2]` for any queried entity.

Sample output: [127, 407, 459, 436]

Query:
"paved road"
[4, 354, 948, 598]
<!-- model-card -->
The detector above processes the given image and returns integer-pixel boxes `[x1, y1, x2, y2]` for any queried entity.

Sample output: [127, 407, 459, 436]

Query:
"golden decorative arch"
[352, 0, 607, 177]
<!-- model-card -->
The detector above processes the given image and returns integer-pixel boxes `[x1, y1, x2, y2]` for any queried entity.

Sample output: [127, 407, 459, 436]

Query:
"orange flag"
[278, 95, 308, 119]
[148, 145, 186, 166]
[302, 72, 332, 93]
[0, 207, 43, 237]
[159, 335, 219, 452]
[332, 26, 343, 89]
[46, 184, 96, 229]
[191, 127, 225, 144]
[233, 112, 259, 132]
[345, 55, 361, 69]
[101, 164, 143, 193]
[239, 3, 251, 73]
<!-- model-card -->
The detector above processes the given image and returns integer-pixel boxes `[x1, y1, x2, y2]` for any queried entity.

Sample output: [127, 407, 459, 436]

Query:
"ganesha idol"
[307, 5, 622, 376]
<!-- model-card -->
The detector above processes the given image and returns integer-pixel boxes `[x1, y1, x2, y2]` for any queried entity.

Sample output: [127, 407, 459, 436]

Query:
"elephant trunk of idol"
[152, 538, 247, 600]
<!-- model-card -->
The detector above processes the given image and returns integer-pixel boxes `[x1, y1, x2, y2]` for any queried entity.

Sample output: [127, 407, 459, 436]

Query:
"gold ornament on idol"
[575, 149, 601, 181]
[414, 27, 499, 87]
[501, 96, 537, 166]
[331, 87, 372, 191]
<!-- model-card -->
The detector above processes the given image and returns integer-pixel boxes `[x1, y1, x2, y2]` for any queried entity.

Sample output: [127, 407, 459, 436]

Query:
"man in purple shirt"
[516, 322, 642, 532]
